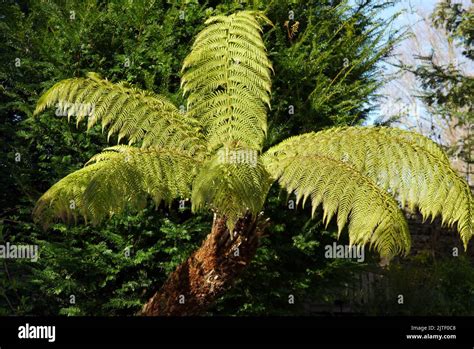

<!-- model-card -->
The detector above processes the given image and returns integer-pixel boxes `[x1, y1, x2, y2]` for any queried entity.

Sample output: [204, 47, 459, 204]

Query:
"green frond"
[191, 148, 273, 231]
[34, 72, 204, 154]
[262, 150, 410, 258]
[181, 11, 273, 152]
[33, 146, 200, 228]
[264, 126, 473, 250]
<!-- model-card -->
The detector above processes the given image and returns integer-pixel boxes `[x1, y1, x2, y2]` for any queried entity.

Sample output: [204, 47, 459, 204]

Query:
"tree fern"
[33, 11, 473, 259]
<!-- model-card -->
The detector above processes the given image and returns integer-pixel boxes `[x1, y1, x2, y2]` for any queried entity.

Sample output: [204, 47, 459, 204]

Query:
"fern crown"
[33, 11, 473, 259]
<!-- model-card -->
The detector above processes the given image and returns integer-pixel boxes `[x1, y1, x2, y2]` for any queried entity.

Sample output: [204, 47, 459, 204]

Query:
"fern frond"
[262, 151, 410, 258]
[181, 11, 273, 151]
[191, 148, 273, 231]
[264, 126, 473, 250]
[34, 72, 204, 154]
[33, 146, 200, 228]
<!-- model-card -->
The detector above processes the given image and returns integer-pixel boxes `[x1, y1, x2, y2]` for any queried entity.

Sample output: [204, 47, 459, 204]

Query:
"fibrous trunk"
[141, 212, 267, 316]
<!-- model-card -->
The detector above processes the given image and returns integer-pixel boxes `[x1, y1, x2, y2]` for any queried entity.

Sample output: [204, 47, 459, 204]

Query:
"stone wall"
[302, 199, 474, 315]
[405, 212, 474, 259]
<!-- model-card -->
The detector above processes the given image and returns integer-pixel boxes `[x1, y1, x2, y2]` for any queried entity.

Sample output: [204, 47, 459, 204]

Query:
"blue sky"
[360, 0, 471, 125]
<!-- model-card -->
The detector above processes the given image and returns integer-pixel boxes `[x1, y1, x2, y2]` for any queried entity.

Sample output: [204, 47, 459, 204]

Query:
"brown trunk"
[141, 212, 268, 316]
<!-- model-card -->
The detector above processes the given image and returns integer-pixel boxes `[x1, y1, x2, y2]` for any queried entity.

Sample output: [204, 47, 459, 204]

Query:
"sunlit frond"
[264, 126, 473, 249]
[34, 72, 204, 154]
[33, 146, 200, 227]
[191, 148, 272, 231]
[181, 11, 273, 151]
